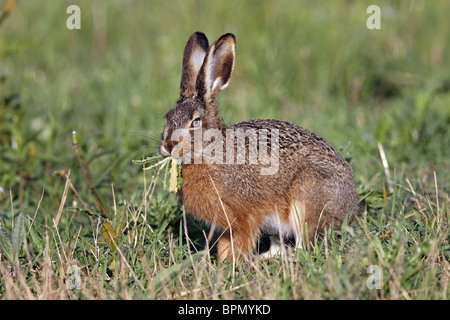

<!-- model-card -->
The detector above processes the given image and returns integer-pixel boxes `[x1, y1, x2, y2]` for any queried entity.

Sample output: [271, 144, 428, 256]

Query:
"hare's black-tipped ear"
[180, 32, 209, 98]
[197, 33, 236, 102]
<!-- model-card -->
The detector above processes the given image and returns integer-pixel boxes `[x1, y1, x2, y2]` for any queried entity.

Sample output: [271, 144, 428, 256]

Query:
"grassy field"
[0, 0, 449, 300]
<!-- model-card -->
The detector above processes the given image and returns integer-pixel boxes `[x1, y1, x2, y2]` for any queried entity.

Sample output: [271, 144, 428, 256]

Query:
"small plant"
[132, 154, 182, 193]
[0, 212, 25, 277]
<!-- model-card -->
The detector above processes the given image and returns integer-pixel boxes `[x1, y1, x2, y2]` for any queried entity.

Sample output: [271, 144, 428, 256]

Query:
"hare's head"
[160, 32, 235, 161]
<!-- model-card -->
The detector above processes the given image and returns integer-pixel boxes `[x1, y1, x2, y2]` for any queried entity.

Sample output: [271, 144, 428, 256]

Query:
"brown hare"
[160, 32, 360, 262]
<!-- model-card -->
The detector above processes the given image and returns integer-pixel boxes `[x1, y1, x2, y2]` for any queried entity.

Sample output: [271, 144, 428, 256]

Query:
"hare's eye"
[191, 117, 201, 128]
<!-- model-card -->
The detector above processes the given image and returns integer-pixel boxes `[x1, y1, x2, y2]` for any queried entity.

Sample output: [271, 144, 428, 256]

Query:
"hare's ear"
[197, 33, 235, 102]
[180, 32, 209, 98]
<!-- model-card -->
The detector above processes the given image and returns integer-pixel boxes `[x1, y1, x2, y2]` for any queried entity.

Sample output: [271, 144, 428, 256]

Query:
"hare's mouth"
[160, 143, 171, 157]
[160, 141, 193, 162]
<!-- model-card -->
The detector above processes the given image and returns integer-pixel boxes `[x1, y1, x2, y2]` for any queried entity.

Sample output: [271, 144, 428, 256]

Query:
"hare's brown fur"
[160, 32, 360, 262]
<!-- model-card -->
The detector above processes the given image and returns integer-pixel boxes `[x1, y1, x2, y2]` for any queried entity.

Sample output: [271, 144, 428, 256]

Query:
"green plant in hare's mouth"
[132, 154, 182, 193]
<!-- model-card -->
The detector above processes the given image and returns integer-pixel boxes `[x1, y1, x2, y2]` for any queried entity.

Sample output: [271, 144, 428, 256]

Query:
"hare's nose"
[160, 143, 172, 156]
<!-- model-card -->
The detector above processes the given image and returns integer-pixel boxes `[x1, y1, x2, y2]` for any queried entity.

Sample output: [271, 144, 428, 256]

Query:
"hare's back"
[231, 119, 347, 165]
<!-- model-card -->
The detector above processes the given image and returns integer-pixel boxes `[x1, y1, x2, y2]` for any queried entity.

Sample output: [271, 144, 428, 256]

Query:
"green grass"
[0, 0, 449, 300]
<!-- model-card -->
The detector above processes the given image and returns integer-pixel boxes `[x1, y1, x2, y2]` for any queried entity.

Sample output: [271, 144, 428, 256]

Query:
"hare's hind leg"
[217, 227, 258, 263]
[217, 230, 231, 263]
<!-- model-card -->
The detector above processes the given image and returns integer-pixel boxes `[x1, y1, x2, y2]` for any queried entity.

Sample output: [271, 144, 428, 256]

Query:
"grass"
[0, 0, 449, 300]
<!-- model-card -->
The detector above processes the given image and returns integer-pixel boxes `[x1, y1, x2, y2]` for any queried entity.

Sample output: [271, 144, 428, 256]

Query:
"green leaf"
[11, 212, 25, 263]
[27, 221, 44, 252]
[131, 154, 163, 166]
[359, 189, 391, 209]
[0, 227, 13, 262]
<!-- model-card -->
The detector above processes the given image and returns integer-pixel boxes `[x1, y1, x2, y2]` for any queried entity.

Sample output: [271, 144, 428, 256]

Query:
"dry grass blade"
[377, 142, 393, 193]
[54, 170, 71, 229]
[0, 0, 18, 26]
